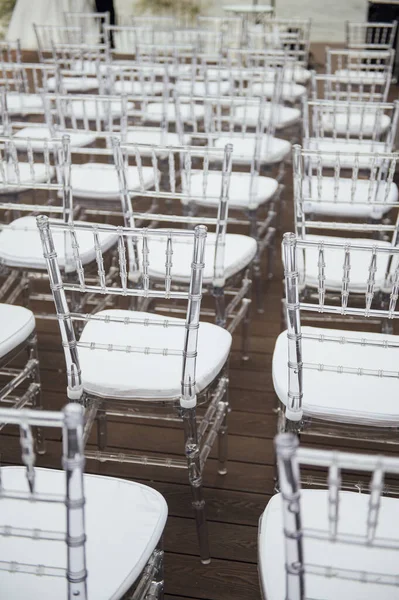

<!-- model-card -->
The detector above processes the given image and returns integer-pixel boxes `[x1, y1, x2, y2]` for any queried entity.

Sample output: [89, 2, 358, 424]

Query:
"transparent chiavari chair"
[0, 63, 59, 117]
[0, 135, 117, 314]
[64, 10, 110, 46]
[37, 216, 231, 565]
[326, 47, 394, 88]
[196, 15, 243, 52]
[134, 41, 195, 79]
[103, 24, 175, 58]
[0, 403, 168, 599]
[112, 138, 254, 333]
[33, 24, 83, 63]
[346, 20, 398, 51]
[259, 432, 399, 599]
[49, 42, 109, 92]
[273, 233, 399, 442]
[102, 62, 170, 98]
[302, 98, 399, 163]
[293, 144, 399, 225]
[0, 40, 22, 64]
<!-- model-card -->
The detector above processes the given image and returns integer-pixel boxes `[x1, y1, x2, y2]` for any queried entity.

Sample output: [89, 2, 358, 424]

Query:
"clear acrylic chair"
[250, 16, 311, 64]
[0, 403, 167, 599]
[134, 41, 195, 79]
[0, 63, 59, 116]
[311, 71, 391, 105]
[49, 42, 109, 92]
[196, 15, 243, 52]
[33, 24, 83, 63]
[273, 232, 399, 443]
[112, 138, 254, 337]
[326, 47, 394, 89]
[293, 144, 399, 224]
[346, 20, 398, 51]
[102, 62, 170, 97]
[0, 40, 22, 64]
[302, 98, 399, 161]
[37, 215, 231, 565]
[0, 134, 117, 314]
[259, 432, 399, 599]
[64, 10, 110, 45]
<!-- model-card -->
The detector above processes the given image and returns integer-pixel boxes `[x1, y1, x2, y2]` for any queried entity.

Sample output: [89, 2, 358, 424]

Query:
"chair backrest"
[346, 20, 398, 50]
[0, 40, 22, 64]
[131, 15, 175, 29]
[196, 15, 242, 51]
[33, 24, 83, 62]
[282, 232, 399, 421]
[302, 98, 399, 148]
[101, 62, 171, 98]
[64, 10, 110, 45]
[0, 63, 58, 95]
[0, 403, 87, 599]
[326, 47, 394, 78]
[292, 143, 399, 236]
[274, 431, 399, 598]
[249, 17, 311, 65]
[112, 138, 233, 286]
[0, 132, 72, 224]
[310, 71, 391, 104]
[36, 214, 207, 408]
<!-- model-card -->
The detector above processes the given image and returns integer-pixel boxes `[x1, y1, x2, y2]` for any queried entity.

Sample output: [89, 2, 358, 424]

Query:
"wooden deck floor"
[2, 43, 398, 600]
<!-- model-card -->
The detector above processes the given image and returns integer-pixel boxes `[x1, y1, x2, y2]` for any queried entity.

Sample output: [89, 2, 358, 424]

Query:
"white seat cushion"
[175, 80, 231, 96]
[259, 489, 399, 600]
[296, 234, 392, 291]
[203, 67, 230, 81]
[307, 138, 392, 168]
[0, 216, 117, 269]
[0, 162, 55, 194]
[321, 111, 391, 136]
[273, 325, 399, 425]
[64, 99, 134, 120]
[212, 135, 291, 165]
[5, 92, 43, 115]
[0, 304, 35, 358]
[251, 81, 307, 102]
[71, 60, 108, 75]
[13, 127, 96, 149]
[69, 163, 156, 200]
[302, 177, 399, 219]
[143, 102, 205, 123]
[113, 80, 165, 95]
[233, 104, 301, 129]
[334, 68, 387, 85]
[187, 170, 279, 209]
[47, 76, 100, 92]
[0, 466, 167, 600]
[142, 231, 257, 284]
[79, 309, 232, 399]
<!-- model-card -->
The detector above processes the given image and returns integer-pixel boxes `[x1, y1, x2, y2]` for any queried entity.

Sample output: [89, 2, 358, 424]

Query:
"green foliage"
[136, 0, 204, 21]
[0, 0, 16, 22]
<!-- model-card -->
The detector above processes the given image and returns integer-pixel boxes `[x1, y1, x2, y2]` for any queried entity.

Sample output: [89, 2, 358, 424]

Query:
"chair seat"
[79, 309, 232, 399]
[0, 466, 167, 600]
[213, 135, 291, 165]
[233, 104, 301, 129]
[5, 92, 43, 115]
[0, 162, 55, 194]
[113, 80, 166, 95]
[321, 111, 391, 136]
[251, 81, 307, 102]
[0, 304, 35, 359]
[307, 138, 391, 168]
[141, 230, 256, 284]
[71, 60, 108, 75]
[13, 127, 96, 149]
[175, 81, 231, 96]
[259, 489, 399, 600]
[47, 76, 100, 92]
[273, 325, 399, 425]
[302, 176, 399, 219]
[334, 68, 387, 85]
[0, 216, 117, 269]
[69, 163, 156, 200]
[64, 99, 134, 120]
[187, 170, 279, 209]
[143, 102, 205, 123]
[296, 234, 392, 291]
[204, 67, 231, 81]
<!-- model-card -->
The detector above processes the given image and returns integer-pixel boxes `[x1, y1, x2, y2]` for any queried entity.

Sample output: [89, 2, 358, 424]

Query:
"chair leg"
[241, 300, 251, 361]
[182, 406, 211, 564]
[212, 285, 226, 328]
[27, 334, 46, 455]
[217, 399, 229, 476]
[97, 409, 108, 451]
